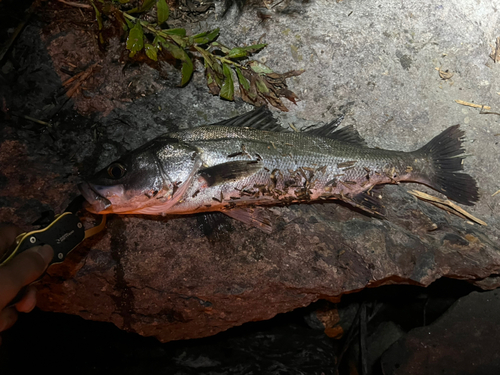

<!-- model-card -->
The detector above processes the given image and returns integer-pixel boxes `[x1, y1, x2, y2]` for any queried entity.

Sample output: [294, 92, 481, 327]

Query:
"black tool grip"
[1, 213, 85, 308]
[5, 213, 85, 267]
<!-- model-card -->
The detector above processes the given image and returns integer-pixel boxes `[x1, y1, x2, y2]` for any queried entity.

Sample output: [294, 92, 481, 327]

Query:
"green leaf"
[211, 41, 230, 54]
[89, 0, 105, 44]
[193, 28, 220, 44]
[145, 43, 158, 61]
[157, 0, 170, 25]
[124, 17, 134, 29]
[235, 67, 250, 90]
[255, 77, 269, 93]
[195, 46, 214, 69]
[169, 34, 187, 48]
[154, 35, 166, 46]
[227, 48, 248, 59]
[241, 43, 267, 52]
[220, 63, 234, 100]
[163, 28, 186, 36]
[162, 41, 193, 86]
[126, 22, 144, 57]
[212, 60, 223, 75]
[248, 61, 274, 74]
[90, 0, 103, 31]
[228, 44, 267, 58]
[181, 57, 194, 86]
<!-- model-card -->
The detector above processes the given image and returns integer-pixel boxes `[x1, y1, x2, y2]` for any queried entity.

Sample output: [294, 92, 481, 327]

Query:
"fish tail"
[416, 125, 479, 205]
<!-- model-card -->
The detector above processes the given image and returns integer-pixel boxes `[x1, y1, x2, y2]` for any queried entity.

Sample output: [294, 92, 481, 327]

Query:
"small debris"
[490, 37, 500, 63]
[436, 67, 454, 80]
[408, 190, 487, 226]
[492, 189, 500, 197]
[455, 99, 491, 110]
[62, 62, 100, 98]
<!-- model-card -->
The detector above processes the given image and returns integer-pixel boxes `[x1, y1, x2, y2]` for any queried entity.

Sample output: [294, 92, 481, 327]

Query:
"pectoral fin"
[200, 160, 263, 187]
[222, 207, 273, 233]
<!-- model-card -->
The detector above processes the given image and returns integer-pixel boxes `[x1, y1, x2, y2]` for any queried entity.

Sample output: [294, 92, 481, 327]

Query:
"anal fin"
[344, 186, 386, 218]
[222, 207, 273, 233]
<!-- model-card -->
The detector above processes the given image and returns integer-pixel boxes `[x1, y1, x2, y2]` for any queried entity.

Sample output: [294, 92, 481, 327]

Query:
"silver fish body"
[79, 109, 478, 231]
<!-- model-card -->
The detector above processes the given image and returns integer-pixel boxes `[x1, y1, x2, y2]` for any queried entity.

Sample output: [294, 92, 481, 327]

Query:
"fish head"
[79, 136, 200, 215]
[79, 149, 166, 214]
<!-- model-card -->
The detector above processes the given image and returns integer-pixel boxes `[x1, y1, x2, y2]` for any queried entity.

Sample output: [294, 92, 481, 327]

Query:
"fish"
[79, 108, 479, 232]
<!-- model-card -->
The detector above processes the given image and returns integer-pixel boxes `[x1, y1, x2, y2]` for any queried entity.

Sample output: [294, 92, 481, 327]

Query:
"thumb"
[0, 245, 53, 310]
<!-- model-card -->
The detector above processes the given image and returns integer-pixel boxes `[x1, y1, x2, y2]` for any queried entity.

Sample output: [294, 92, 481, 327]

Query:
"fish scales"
[167, 126, 410, 213]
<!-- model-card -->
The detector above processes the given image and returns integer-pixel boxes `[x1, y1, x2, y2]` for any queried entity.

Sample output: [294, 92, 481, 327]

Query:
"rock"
[381, 290, 500, 375]
[367, 321, 405, 369]
[1, 0, 500, 343]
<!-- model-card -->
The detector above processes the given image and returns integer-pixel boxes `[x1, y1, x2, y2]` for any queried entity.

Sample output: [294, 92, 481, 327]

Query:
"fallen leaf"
[408, 190, 487, 226]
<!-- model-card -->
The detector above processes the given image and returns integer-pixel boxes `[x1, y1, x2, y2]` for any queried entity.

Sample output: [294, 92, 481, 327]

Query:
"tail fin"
[417, 125, 479, 206]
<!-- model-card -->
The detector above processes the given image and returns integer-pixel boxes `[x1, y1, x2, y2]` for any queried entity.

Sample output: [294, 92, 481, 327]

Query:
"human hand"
[0, 224, 53, 335]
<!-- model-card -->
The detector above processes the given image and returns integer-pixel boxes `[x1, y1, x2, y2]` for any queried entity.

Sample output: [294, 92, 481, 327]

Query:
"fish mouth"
[78, 182, 112, 213]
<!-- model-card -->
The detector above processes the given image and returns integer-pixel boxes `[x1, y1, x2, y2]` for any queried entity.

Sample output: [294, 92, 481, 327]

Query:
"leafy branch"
[88, 0, 303, 111]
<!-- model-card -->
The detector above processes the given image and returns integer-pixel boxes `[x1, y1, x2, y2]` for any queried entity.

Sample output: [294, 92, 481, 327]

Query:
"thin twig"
[63, 63, 99, 97]
[18, 115, 52, 127]
[455, 99, 491, 110]
[57, 0, 92, 9]
[479, 106, 500, 116]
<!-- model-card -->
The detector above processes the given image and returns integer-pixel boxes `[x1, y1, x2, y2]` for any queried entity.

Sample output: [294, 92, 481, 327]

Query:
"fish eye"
[107, 163, 126, 179]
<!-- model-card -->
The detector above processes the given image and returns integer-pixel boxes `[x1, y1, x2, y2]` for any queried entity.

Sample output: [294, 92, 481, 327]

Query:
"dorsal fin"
[302, 115, 344, 137]
[303, 115, 366, 146]
[209, 107, 286, 132]
[329, 125, 367, 146]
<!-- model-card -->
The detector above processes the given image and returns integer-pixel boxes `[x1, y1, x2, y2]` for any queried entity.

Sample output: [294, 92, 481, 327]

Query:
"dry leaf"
[438, 68, 454, 80]
[408, 190, 487, 226]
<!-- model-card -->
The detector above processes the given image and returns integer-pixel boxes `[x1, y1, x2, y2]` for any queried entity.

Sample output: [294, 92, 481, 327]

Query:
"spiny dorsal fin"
[199, 160, 263, 187]
[329, 125, 367, 146]
[302, 115, 344, 138]
[210, 107, 286, 132]
[303, 116, 366, 146]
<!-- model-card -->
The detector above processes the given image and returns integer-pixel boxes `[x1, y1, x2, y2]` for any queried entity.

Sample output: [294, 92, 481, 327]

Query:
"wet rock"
[381, 290, 500, 375]
[366, 321, 404, 369]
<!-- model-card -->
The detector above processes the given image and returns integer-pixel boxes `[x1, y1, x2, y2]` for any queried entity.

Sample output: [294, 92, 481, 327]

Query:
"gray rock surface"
[1, 0, 500, 342]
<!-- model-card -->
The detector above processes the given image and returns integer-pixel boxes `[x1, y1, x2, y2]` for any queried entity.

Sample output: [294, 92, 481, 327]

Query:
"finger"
[0, 245, 53, 309]
[0, 223, 22, 255]
[0, 307, 18, 332]
[15, 286, 37, 313]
